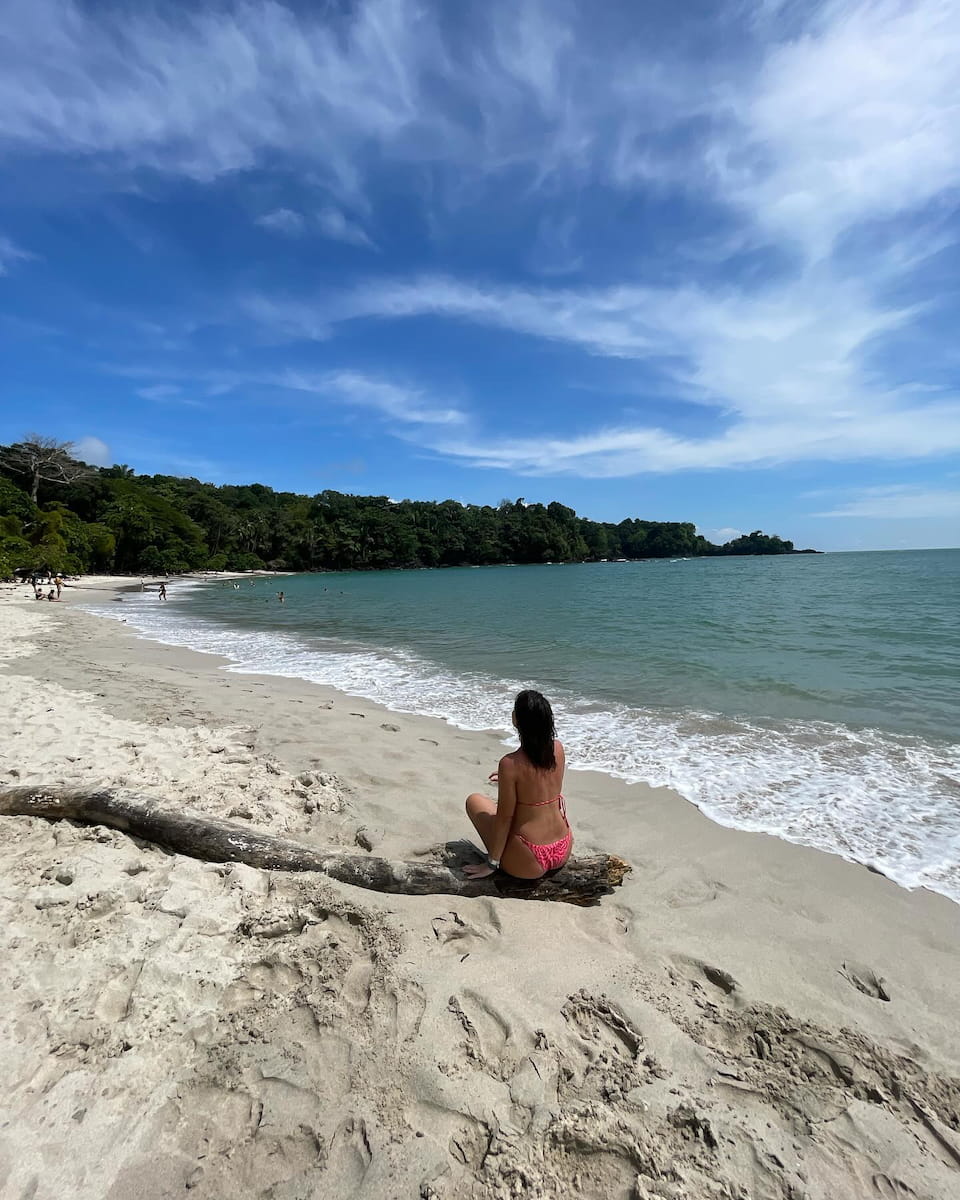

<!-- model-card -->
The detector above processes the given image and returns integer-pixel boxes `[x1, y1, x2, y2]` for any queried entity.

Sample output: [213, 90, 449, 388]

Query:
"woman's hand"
[488, 771, 499, 783]
[463, 861, 497, 879]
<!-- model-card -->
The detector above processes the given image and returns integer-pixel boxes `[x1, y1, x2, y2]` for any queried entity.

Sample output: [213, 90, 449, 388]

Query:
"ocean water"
[84, 550, 960, 903]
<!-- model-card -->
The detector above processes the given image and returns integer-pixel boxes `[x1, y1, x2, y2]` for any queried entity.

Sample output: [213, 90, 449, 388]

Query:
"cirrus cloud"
[255, 208, 305, 236]
[813, 485, 960, 520]
[0, 234, 33, 275]
[3, 0, 960, 496]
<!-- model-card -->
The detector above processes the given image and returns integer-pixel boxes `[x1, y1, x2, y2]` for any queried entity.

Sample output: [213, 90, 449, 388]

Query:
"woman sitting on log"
[463, 690, 573, 880]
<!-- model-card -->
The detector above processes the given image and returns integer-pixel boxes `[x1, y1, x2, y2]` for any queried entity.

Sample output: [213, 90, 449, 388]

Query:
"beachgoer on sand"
[46, 589, 57, 602]
[55, 576, 63, 598]
[464, 689, 573, 880]
[158, 583, 167, 601]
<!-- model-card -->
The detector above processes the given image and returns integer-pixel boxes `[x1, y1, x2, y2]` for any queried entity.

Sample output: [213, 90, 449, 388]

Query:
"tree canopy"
[0, 438, 809, 577]
[0, 434, 93, 504]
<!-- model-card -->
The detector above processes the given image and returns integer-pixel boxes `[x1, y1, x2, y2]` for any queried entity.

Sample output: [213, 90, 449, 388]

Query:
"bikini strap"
[518, 792, 561, 811]
[516, 794, 565, 808]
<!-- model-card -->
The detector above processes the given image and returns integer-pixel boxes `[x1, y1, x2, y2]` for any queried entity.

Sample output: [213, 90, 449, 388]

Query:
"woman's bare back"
[503, 739, 567, 845]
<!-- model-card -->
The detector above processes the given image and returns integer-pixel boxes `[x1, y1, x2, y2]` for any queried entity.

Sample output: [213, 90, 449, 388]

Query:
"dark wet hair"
[513, 690, 556, 770]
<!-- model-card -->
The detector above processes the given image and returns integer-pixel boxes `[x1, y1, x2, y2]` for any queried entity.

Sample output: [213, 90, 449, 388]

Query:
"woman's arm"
[486, 757, 518, 865]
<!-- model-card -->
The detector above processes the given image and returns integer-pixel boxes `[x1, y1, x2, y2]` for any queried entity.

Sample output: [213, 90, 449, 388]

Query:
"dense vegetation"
[0, 436, 810, 577]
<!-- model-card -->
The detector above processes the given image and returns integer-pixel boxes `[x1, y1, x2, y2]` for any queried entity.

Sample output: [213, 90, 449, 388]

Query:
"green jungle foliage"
[0, 440, 804, 576]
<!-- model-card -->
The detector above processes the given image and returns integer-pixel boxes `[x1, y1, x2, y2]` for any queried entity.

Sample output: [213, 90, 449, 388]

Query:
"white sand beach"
[1, 578, 959, 1199]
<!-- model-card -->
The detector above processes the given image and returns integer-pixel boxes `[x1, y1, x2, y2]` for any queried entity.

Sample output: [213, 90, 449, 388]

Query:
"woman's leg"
[464, 793, 546, 879]
[465, 792, 497, 853]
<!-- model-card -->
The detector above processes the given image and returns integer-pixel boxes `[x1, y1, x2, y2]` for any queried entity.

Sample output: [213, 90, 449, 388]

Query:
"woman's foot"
[462, 861, 497, 879]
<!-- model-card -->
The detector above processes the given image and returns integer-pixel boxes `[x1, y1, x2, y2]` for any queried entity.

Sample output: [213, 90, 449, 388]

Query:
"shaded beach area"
[1, 578, 959, 1199]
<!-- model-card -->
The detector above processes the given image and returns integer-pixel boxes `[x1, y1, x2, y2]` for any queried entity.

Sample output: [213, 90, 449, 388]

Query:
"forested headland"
[0, 436, 815, 577]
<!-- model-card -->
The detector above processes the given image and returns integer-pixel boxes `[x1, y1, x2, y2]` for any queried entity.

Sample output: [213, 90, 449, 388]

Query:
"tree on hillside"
[0, 434, 94, 504]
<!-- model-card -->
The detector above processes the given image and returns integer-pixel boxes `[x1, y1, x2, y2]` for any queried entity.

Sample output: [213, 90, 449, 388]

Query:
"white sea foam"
[84, 592, 960, 904]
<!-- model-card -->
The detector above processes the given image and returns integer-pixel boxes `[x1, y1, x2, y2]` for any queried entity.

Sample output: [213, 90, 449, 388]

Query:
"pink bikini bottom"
[517, 830, 572, 872]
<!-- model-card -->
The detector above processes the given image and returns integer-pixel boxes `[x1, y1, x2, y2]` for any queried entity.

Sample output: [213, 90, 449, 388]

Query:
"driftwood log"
[0, 787, 630, 906]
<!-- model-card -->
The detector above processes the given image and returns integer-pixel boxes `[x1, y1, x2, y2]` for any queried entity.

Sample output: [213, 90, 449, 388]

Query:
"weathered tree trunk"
[0, 787, 630, 906]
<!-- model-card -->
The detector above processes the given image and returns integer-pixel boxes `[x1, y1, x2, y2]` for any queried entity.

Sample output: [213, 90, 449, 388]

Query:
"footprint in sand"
[322, 1116, 373, 1198]
[379, 978, 426, 1045]
[664, 877, 729, 909]
[244, 959, 304, 994]
[871, 1173, 918, 1198]
[561, 990, 644, 1061]
[841, 961, 891, 1002]
[341, 955, 376, 1012]
[448, 991, 511, 1073]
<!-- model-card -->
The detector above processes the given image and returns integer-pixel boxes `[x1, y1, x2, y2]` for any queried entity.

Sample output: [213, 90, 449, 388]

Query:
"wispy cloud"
[186, 0, 960, 478]
[137, 384, 182, 401]
[3, 1, 958, 237]
[0, 234, 33, 275]
[6, 1, 960, 485]
[813, 485, 960, 520]
[274, 369, 465, 426]
[420, 403, 960, 478]
[317, 206, 376, 249]
[136, 383, 204, 408]
[0, 0, 452, 194]
[719, 0, 960, 260]
[527, 213, 582, 276]
[254, 204, 375, 245]
[0, 0, 744, 202]
[241, 268, 960, 474]
[255, 208, 305, 236]
[109, 364, 466, 428]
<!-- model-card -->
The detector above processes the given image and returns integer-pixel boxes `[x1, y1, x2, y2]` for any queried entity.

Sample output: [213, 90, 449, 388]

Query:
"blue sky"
[1, 0, 959, 551]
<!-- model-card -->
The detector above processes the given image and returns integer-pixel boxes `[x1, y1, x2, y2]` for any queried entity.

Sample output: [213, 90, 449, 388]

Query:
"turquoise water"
[87, 550, 960, 901]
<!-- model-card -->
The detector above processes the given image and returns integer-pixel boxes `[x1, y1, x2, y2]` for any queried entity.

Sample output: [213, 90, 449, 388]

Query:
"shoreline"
[2, 578, 959, 1198]
[11, 575, 960, 1009]
[71, 572, 960, 904]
